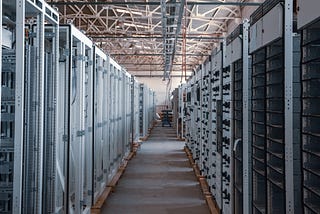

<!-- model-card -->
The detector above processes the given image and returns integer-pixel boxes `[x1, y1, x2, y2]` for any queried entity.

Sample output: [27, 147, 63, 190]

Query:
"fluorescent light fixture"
[115, 8, 143, 16]
[123, 23, 149, 29]
[134, 45, 152, 50]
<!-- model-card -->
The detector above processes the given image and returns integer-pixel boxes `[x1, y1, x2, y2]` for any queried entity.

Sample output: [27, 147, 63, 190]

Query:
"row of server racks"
[180, 0, 320, 213]
[0, 1, 156, 213]
[139, 83, 156, 139]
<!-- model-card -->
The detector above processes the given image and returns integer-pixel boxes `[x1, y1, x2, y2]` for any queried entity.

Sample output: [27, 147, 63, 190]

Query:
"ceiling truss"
[48, 0, 262, 78]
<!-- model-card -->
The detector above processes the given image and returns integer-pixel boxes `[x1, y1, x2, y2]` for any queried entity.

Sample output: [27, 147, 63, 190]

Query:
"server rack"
[131, 77, 140, 144]
[57, 24, 94, 213]
[42, 24, 60, 213]
[92, 46, 109, 204]
[171, 88, 179, 131]
[200, 60, 211, 181]
[188, 77, 197, 161]
[233, 57, 244, 213]
[124, 71, 132, 156]
[297, 0, 320, 213]
[184, 44, 225, 212]
[115, 67, 121, 168]
[1, 48, 15, 214]
[183, 2, 303, 210]
[222, 46, 232, 214]
[148, 90, 155, 130]
[0, 1, 2, 116]
[1, 1, 59, 213]
[178, 84, 186, 139]
[249, 0, 301, 213]
[139, 84, 144, 136]
[210, 46, 223, 209]
[185, 77, 195, 155]
[0, 4, 155, 213]
[138, 83, 155, 138]
[109, 57, 121, 177]
[225, 22, 252, 214]
[195, 67, 202, 167]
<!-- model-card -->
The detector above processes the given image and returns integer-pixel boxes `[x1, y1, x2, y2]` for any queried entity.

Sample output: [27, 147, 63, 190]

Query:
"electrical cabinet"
[171, 88, 179, 133]
[172, 85, 187, 139]
[200, 59, 211, 180]
[249, 1, 301, 213]
[195, 67, 202, 167]
[1, 1, 59, 213]
[58, 24, 94, 213]
[179, 84, 186, 139]
[0, 2, 156, 213]
[233, 58, 244, 214]
[300, 17, 320, 214]
[222, 22, 252, 214]
[185, 77, 196, 156]
[182, 0, 305, 211]
[92, 46, 109, 204]
[249, 0, 283, 53]
[211, 47, 223, 209]
[297, 0, 320, 30]
[139, 84, 144, 136]
[139, 83, 155, 138]
[1, 48, 15, 214]
[132, 77, 140, 143]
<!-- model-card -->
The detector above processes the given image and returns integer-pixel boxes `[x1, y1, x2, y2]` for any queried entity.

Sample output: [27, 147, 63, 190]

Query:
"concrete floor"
[101, 124, 210, 214]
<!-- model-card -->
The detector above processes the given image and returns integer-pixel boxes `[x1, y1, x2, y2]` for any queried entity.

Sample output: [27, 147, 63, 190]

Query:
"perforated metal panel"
[0, 49, 15, 213]
[301, 19, 320, 214]
[222, 64, 232, 212]
[251, 43, 268, 214]
[233, 59, 244, 214]
[250, 20, 301, 214]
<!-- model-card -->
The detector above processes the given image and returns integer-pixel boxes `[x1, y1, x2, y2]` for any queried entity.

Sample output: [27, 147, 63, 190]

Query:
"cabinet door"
[297, 0, 320, 29]
[249, 19, 263, 53]
[262, 4, 283, 47]
[231, 37, 242, 63]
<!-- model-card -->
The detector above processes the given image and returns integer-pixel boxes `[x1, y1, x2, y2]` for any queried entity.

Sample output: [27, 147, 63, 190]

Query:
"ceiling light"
[115, 8, 143, 16]
[123, 23, 149, 29]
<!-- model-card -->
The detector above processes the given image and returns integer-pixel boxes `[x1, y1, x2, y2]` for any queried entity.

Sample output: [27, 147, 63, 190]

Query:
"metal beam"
[120, 63, 194, 65]
[242, 19, 251, 214]
[93, 36, 224, 40]
[160, 0, 167, 75]
[133, 74, 191, 77]
[128, 69, 193, 71]
[111, 53, 210, 56]
[49, 1, 262, 6]
[13, 0, 25, 212]
[284, 0, 294, 213]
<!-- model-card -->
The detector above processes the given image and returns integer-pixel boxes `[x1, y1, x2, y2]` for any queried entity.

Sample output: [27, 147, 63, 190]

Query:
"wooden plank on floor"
[184, 145, 220, 214]
[91, 150, 136, 213]
[205, 195, 220, 214]
[91, 186, 113, 213]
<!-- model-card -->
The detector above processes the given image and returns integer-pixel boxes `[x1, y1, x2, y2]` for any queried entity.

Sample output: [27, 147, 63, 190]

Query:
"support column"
[13, 0, 25, 212]
[284, 0, 294, 213]
[242, 19, 251, 214]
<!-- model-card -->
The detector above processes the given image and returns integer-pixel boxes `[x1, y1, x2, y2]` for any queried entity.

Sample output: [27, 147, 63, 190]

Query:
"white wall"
[136, 76, 184, 106]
